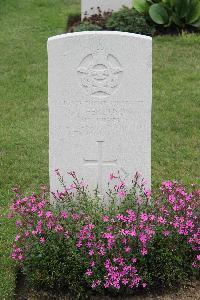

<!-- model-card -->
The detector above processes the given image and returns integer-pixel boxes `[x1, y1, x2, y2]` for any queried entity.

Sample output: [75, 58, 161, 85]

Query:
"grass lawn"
[0, 0, 199, 298]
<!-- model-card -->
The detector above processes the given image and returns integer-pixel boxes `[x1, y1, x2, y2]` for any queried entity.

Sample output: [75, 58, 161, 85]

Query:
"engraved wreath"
[77, 47, 123, 97]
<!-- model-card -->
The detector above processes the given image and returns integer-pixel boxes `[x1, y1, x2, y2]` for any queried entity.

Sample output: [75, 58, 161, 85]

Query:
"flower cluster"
[157, 181, 200, 268]
[77, 207, 158, 289]
[9, 185, 84, 262]
[9, 172, 200, 295]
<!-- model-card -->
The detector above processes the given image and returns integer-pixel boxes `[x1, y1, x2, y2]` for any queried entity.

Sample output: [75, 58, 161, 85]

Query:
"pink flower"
[149, 214, 156, 221]
[7, 213, 13, 219]
[141, 248, 148, 256]
[85, 268, 93, 277]
[162, 181, 172, 188]
[18, 254, 23, 260]
[38, 211, 43, 217]
[90, 261, 95, 267]
[129, 229, 136, 237]
[109, 173, 117, 181]
[140, 213, 148, 222]
[142, 283, 147, 288]
[67, 183, 76, 191]
[16, 220, 22, 227]
[122, 278, 128, 285]
[163, 230, 170, 237]
[168, 194, 176, 203]
[80, 181, 88, 188]
[24, 231, 30, 238]
[64, 231, 70, 239]
[15, 234, 20, 241]
[45, 211, 53, 218]
[76, 242, 82, 248]
[102, 215, 109, 222]
[139, 233, 147, 243]
[31, 206, 37, 213]
[72, 213, 79, 220]
[55, 225, 64, 233]
[124, 246, 131, 253]
[89, 249, 94, 256]
[118, 190, 126, 198]
[60, 211, 68, 219]
[144, 189, 151, 198]
[40, 237, 45, 244]
[91, 280, 101, 289]
[157, 216, 166, 224]
[102, 233, 113, 240]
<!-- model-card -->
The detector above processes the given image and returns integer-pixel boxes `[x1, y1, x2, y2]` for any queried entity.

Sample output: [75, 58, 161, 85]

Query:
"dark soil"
[15, 274, 200, 300]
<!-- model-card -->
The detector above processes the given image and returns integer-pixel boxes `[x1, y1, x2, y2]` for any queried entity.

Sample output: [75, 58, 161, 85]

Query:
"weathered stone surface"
[81, 0, 132, 19]
[48, 31, 152, 197]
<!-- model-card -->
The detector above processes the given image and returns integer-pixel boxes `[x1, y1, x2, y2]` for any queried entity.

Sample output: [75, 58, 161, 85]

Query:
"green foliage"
[149, 4, 169, 25]
[133, 0, 150, 13]
[22, 234, 87, 298]
[105, 7, 155, 35]
[72, 8, 155, 36]
[133, 0, 200, 30]
[146, 233, 195, 288]
[74, 22, 103, 32]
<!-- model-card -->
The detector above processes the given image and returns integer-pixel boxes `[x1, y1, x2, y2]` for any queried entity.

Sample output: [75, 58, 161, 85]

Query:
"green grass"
[0, 1, 80, 298]
[0, 0, 199, 298]
[152, 33, 200, 186]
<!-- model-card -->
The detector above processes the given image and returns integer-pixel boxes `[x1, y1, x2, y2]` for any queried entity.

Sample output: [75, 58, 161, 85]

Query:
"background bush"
[105, 7, 155, 35]
[72, 7, 155, 36]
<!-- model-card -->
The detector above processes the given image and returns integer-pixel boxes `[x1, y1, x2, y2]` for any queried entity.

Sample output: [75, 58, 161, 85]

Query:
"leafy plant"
[105, 7, 155, 35]
[133, 0, 200, 30]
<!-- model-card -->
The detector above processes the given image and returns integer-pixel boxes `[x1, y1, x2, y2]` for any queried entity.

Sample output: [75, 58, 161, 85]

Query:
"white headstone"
[81, 0, 132, 19]
[48, 31, 152, 197]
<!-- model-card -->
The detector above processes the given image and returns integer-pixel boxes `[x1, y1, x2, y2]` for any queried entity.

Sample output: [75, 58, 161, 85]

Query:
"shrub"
[9, 172, 200, 299]
[105, 7, 155, 36]
[74, 22, 103, 32]
[133, 0, 200, 32]
[70, 8, 155, 36]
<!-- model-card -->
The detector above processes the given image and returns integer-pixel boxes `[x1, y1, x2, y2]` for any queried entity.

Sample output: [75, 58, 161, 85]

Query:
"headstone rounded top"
[48, 31, 152, 45]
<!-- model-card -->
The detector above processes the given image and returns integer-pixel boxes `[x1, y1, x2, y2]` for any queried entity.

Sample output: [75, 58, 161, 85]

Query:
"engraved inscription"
[83, 141, 117, 191]
[77, 47, 123, 97]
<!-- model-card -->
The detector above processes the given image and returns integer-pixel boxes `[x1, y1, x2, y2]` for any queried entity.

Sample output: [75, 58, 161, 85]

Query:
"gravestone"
[81, 0, 133, 19]
[48, 31, 152, 197]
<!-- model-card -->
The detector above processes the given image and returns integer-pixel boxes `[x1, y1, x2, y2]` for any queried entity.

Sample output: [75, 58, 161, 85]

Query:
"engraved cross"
[83, 141, 117, 192]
